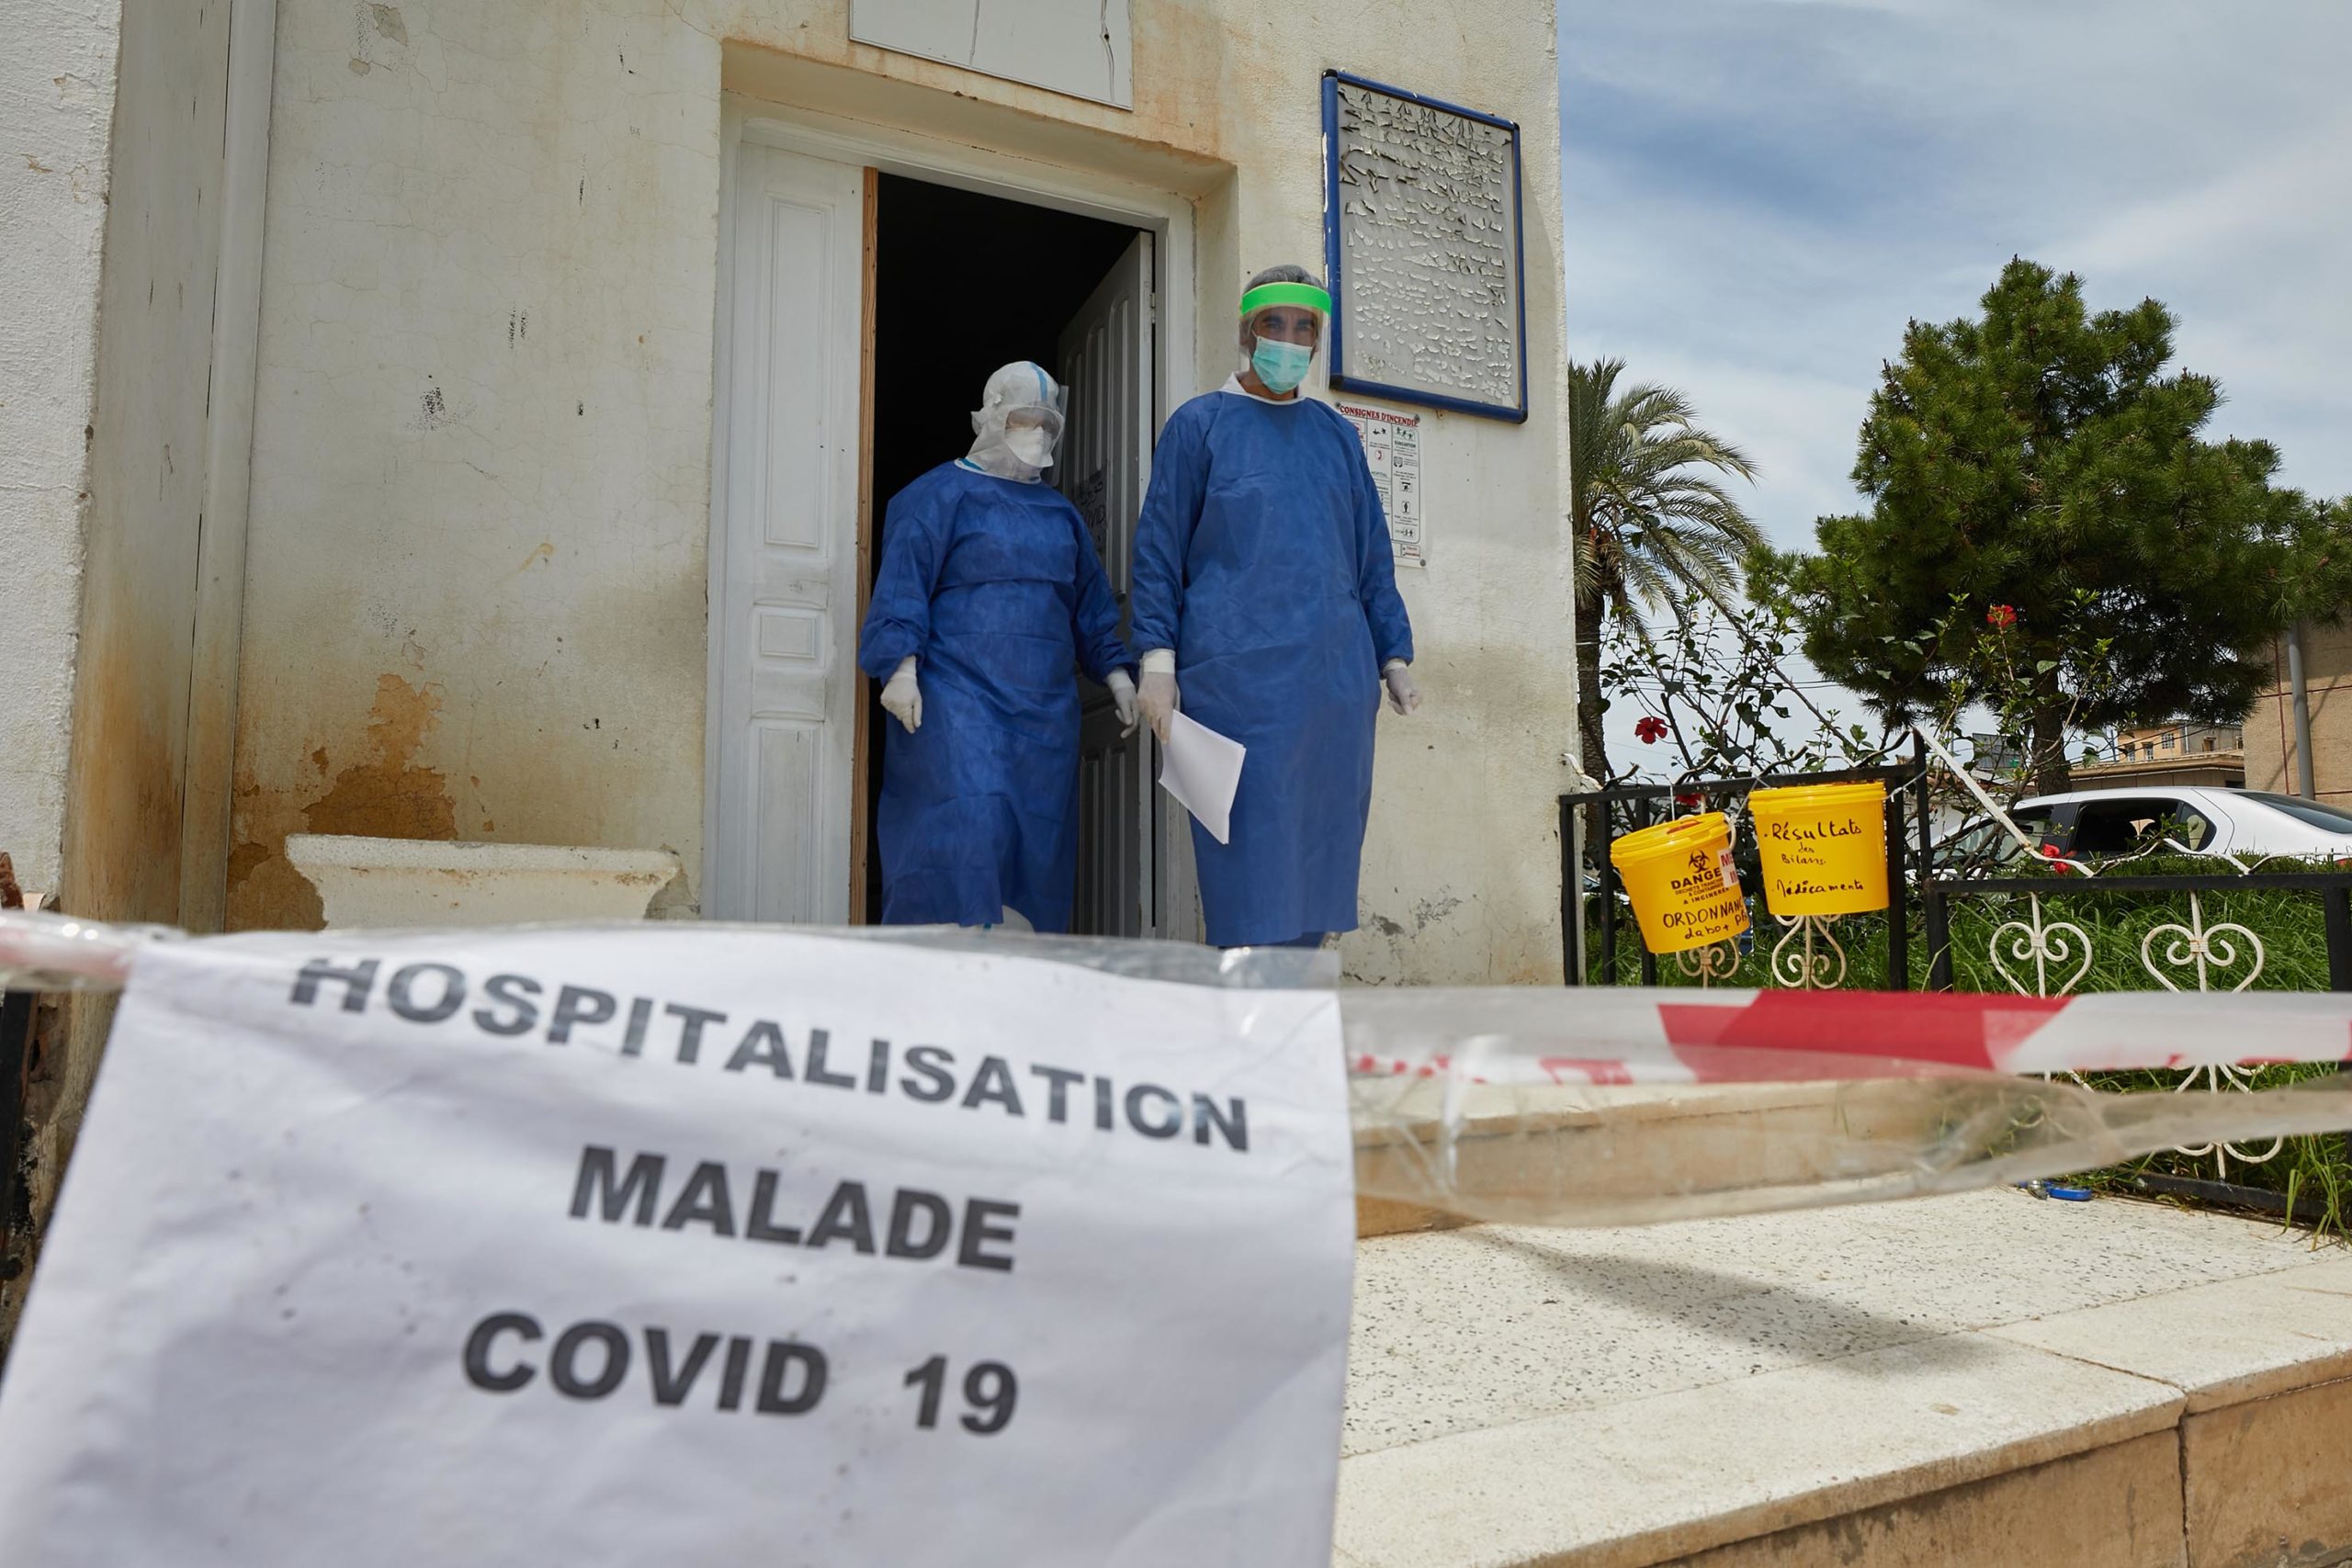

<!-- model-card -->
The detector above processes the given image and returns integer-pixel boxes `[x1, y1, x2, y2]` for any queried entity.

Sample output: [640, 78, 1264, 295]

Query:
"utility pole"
[2288, 623, 2318, 799]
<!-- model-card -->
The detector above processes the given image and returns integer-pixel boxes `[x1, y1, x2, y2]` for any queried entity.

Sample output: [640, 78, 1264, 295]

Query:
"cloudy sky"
[1559, 0, 2352, 763]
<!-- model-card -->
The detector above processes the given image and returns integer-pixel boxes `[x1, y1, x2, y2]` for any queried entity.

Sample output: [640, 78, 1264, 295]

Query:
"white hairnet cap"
[967, 361, 1068, 481]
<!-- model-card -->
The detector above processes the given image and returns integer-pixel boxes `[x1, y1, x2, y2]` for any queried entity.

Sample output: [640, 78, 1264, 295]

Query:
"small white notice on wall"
[1338, 399, 1426, 568]
[0, 928, 1352, 1567]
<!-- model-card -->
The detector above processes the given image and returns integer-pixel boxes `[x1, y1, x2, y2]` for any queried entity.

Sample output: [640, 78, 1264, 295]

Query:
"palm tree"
[1569, 357, 1762, 784]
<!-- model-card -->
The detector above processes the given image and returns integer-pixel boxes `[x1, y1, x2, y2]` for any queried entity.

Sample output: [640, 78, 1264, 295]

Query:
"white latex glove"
[1106, 669, 1139, 738]
[1137, 650, 1182, 744]
[1383, 660, 1420, 716]
[881, 656, 922, 734]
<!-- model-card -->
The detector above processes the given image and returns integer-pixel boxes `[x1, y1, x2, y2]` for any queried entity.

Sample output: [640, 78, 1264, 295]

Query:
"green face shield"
[1238, 281, 1333, 319]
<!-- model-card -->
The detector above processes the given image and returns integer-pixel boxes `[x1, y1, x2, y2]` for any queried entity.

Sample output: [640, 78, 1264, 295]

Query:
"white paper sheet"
[1159, 711, 1247, 844]
[0, 928, 1352, 1567]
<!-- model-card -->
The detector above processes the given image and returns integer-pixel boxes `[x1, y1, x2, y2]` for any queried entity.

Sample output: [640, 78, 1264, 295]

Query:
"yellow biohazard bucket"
[1747, 782, 1889, 917]
[1609, 811, 1749, 954]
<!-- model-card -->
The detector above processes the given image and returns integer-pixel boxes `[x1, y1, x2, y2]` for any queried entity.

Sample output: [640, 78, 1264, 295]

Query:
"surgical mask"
[1251, 336, 1315, 395]
[1004, 429, 1056, 469]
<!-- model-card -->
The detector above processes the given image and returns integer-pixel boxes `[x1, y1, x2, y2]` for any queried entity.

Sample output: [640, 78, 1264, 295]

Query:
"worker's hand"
[881, 657, 922, 734]
[1106, 669, 1140, 738]
[1383, 661, 1421, 716]
[1137, 670, 1182, 744]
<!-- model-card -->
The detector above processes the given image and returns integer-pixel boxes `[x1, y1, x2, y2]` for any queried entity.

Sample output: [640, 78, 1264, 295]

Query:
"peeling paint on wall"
[347, 0, 406, 77]
[228, 673, 455, 931]
[307, 674, 458, 840]
[1411, 892, 1464, 931]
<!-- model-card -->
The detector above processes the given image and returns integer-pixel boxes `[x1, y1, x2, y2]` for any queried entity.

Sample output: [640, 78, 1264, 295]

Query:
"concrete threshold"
[1334, 1188, 2352, 1568]
[1352, 1078, 1946, 1239]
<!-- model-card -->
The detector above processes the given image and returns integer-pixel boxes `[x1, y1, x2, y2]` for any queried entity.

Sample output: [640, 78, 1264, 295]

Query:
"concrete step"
[1335, 1189, 2352, 1566]
[1354, 1078, 1951, 1237]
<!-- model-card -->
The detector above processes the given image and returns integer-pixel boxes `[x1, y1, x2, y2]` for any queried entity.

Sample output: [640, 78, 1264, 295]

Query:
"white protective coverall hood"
[966, 361, 1068, 483]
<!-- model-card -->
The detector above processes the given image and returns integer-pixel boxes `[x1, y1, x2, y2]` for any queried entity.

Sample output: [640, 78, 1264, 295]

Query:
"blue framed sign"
[1321, 71, 1529, 423]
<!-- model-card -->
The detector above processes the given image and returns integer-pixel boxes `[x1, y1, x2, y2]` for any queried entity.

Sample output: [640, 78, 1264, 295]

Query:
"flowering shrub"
[1600, 591, 1892, 784]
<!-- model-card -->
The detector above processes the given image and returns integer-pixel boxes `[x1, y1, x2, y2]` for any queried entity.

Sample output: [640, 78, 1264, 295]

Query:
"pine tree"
[1764, 259, 2312, 794]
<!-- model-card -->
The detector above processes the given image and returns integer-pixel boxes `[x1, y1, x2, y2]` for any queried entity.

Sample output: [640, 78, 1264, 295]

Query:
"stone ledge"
[1341, 1191, 2312, 1459]
[1356, 1195, 1473, 1238]
[1663, 1429, 2186, 1568]
[1330, 1333, 2182, 1568]
[284, 833, 681, 927]
[1335, 1191, 2344, 1567]
[1989, 1256, 2352, 1413]
[2183, 1373, 2352, 1568]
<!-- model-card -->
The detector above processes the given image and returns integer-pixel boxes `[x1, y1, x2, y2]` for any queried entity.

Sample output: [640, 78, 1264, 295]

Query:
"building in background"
[2246, 622, 2352, 805]
[1963, 732, 2027, 778]
[2072, 720, 2245, 791]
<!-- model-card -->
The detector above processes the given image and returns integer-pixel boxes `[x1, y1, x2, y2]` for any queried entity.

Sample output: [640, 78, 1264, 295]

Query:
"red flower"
[1674, 790, 1702, 808]
[1634, 716, 1669, 744]
[1986, 604, 2018, 630]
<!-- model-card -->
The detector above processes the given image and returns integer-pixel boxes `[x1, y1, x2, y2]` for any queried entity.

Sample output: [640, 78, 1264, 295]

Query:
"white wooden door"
[1057, 231, 1156, 936]
[707, 145, 867, 923]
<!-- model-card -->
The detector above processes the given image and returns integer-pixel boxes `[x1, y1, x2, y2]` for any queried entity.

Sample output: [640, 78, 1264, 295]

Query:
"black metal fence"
[1559, 738, 1930, 987]
[1922, 870, 2352, 994]
[1560, 766, 2352, 1225]
[1921, 868, 2352, 1225]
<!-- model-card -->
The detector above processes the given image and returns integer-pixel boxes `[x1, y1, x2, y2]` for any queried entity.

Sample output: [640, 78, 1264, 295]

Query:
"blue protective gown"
[858, 462, 1133, 932]
[1127, 389, 1415, 947]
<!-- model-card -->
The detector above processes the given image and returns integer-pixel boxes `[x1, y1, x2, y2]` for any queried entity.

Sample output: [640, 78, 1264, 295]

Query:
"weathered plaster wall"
[60, 0, 234, 932]
[4, 0, 235, 1346]
[0, 0, 119, 900]
[231, 0, 1575, 982]
[228, 1, 724, 930]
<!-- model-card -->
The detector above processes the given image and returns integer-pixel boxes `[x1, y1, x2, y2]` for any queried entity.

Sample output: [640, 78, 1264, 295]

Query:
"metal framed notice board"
[1322, 71, 1528, 423]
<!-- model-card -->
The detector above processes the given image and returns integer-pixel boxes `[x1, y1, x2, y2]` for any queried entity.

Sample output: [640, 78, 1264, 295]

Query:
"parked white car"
[2001, 786, 2352, 863]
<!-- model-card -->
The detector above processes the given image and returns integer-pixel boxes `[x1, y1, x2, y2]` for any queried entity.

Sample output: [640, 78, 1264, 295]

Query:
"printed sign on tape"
[0, 929, 1354, 1566]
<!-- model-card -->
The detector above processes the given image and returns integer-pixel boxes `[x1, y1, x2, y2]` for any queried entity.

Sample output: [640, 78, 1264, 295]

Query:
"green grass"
[2056, 1065, 2350, 1239]
[1580, 856, 2352, 1239]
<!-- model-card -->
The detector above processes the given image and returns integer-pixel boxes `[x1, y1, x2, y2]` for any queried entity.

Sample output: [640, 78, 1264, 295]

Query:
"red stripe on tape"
[1657, 990, 2071, 1071]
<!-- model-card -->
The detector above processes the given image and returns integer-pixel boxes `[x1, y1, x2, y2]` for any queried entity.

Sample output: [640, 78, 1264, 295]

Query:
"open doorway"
[865, 174, 1159, 935]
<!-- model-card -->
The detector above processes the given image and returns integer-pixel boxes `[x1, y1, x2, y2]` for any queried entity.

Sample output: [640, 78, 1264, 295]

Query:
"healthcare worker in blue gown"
[858, 362, 1138, 932]
[1129, 265, 1420, 950]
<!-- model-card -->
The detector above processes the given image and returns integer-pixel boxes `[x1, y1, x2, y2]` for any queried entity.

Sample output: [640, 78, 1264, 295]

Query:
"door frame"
[708, 96, 1204, 939]
[177, 0, 278, 931]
